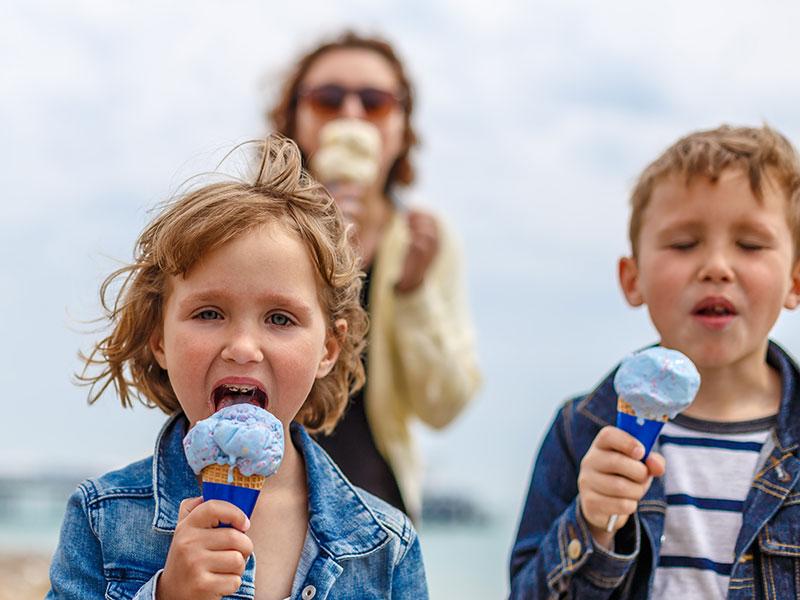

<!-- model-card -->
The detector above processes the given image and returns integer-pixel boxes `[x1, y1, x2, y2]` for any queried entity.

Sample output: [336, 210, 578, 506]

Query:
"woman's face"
[294, 48, 407, 189]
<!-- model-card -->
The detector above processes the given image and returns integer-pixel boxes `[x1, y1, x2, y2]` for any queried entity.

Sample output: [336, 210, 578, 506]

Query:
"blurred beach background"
[3, 1, 800, 598]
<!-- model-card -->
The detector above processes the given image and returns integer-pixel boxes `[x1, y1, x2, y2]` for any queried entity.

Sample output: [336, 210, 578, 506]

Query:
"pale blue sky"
[3, 1, 800, 593]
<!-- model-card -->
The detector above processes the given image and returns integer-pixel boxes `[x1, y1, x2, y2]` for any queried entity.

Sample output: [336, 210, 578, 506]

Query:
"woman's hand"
[157, 498, 253, 600]
[395, 210, 439, 294]
[577, 426, 665, 549]
[327, 181, 367, 228]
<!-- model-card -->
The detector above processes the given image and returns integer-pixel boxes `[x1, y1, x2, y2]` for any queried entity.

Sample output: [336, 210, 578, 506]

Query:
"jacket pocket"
[757, 505, 800, 599]
[105, 577, 152, 600]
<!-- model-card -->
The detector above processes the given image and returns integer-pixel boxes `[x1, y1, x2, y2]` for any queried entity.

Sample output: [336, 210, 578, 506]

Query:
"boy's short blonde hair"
[629, 124, 800, 257]
[79, 135, 367, 434]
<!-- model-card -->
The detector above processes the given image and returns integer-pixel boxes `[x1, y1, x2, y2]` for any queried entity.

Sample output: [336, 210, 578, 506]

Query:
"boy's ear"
[618, 256, 644, 307]
[316, 319, 347, 379]
[783, 259, 800, 310]
[150, 329, 168, 370]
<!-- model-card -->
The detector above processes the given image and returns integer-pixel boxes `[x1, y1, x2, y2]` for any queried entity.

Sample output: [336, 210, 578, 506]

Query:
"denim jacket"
[47, 414, 428, 599]
[510, 341, 800, 599]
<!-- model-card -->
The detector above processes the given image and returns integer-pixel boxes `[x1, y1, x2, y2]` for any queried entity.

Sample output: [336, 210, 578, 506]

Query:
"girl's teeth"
[224, 385, 255, 393]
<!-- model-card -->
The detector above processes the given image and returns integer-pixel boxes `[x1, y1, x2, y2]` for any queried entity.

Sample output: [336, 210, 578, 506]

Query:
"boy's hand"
[578, 426, 665, 550]
[157, 497, 253, 600]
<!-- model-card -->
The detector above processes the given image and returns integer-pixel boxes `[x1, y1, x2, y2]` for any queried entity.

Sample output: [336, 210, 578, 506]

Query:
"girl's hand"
[395, 210, 439, 294]
[157, 497, 253, 600]
[577, 426, 665, 549]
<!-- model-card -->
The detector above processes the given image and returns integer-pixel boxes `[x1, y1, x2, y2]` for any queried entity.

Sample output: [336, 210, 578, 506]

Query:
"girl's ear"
[783, 259, 800, 310]
[150, 329, 168, 370]
[618, 256, 644, 307]
[316, 319, 347, 379]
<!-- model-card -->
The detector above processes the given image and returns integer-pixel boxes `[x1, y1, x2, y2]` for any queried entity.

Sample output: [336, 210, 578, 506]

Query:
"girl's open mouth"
[213, 383, 267, 411]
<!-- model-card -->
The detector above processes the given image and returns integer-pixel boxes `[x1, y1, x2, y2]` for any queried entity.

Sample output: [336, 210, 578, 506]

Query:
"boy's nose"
[220, 329, 264, 364]
[697, 248, 735, 283]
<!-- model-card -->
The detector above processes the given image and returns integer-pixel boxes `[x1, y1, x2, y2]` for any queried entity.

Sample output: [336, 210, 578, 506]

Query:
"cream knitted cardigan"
[365, 210, 482, 520]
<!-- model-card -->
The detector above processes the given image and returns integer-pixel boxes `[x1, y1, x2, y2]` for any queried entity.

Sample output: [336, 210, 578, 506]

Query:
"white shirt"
[651, 413, 775, 599]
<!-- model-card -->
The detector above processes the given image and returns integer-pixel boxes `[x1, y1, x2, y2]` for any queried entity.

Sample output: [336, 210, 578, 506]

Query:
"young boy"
[509, 125, 800, 599]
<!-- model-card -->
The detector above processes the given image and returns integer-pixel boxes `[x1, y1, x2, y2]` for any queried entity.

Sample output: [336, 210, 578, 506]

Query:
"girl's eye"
[268, 313, 293, 326]
[195, 309, 222, 320]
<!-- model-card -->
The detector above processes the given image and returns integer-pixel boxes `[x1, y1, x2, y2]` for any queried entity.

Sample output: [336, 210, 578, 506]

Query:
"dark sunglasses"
[297, 84, 406, 119]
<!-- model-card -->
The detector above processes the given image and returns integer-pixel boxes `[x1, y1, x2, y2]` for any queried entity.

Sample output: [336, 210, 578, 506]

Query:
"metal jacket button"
[567, 538, 582, 560]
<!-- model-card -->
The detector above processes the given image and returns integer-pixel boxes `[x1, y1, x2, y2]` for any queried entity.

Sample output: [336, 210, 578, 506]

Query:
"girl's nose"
[697, 248, 735, 283]
[220, 329, 264, 364]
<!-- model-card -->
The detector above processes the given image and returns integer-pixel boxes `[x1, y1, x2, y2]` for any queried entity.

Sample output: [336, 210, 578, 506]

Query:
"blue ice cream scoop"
[183, 404, 284, 519]
[613, 347, 700, 458]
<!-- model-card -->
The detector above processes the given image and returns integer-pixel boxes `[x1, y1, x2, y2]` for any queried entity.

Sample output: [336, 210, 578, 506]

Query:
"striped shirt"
[651, 414, 775, 599]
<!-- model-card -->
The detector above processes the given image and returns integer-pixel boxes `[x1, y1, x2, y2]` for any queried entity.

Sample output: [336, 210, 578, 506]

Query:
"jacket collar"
[291, 422, 390, 559]
[577, 340, 800, 452]
[152, 412, 199, 532]
[150, 415, 391, 557]
[765, 341, 800, 452]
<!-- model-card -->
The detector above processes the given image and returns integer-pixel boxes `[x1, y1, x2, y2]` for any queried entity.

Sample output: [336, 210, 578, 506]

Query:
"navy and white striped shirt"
[651, 413, 775, 599]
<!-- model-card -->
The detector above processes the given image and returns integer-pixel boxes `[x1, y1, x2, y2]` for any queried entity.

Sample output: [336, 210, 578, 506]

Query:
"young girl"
[47, 136, 428, 600]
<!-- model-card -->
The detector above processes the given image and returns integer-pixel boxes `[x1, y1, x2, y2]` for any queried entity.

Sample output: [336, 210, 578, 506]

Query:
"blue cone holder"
[202, 481, 260, 519]
[615, 412, 665, 460]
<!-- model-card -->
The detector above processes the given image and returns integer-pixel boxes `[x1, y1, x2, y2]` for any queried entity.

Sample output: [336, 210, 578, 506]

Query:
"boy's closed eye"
[737, 240, 767, 251]
[734, 222, 778, 251]
[667, 239, 698, 251]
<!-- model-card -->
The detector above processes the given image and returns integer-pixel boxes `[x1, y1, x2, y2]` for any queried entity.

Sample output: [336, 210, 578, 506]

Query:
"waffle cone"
[617, 398, 635, 416]
[201, 463, 265, 490]
[616, 398, 669, 422]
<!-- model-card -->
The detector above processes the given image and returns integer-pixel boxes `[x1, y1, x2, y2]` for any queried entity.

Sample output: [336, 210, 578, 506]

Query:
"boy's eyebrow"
[653, 219, 702, 236]
[177, 289, 315, 317]
[656, 219, 776, 237]
[732, 220, 780, 238]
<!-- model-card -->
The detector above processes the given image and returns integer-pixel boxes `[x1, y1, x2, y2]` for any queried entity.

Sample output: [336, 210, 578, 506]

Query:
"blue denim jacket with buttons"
[47, 415, 428, 599]
[510, 341, 800, 599]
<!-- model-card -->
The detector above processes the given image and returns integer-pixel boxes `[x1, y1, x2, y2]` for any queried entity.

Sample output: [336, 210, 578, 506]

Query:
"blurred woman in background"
[269, 31, 481, 522]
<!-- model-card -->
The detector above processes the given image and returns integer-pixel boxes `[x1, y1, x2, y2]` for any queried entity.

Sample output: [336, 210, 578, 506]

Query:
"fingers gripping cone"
[614, 398, 668, 460]
[608, 401, 667, 532]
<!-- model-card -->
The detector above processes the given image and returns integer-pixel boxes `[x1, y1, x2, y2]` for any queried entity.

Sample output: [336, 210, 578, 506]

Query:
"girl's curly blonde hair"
[78, 135, 367, 434]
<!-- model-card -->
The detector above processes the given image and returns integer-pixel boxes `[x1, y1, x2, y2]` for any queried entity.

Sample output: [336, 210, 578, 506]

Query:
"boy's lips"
[691, 296, 737, 330]
[211, 377, 268, 412]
